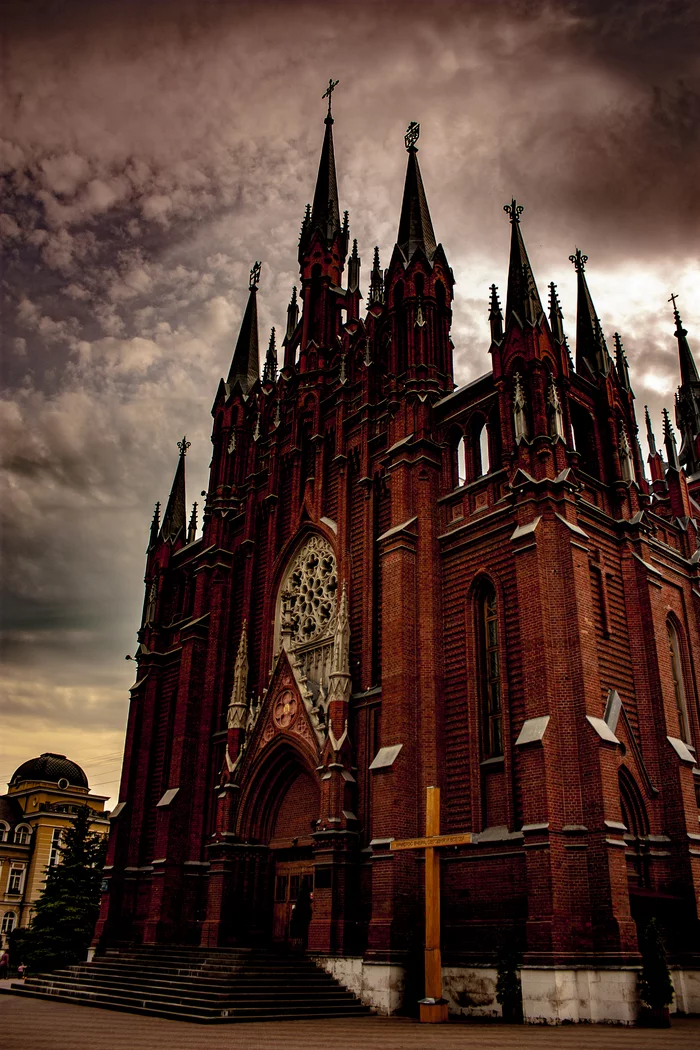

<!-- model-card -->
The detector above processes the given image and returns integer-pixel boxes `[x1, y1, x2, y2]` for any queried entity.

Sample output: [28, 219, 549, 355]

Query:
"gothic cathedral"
[95, 93, 700, 1023]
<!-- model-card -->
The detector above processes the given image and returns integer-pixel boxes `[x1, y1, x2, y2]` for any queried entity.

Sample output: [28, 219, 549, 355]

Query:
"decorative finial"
[504, 198, 524, 223]
[569, 248, 588, 273]
[663, 407, 680, 469]
[405, 121, 420, 151]
[645, 405, 658, 455]
[177, 436, 191, 457]
[249, 261, 261, 290]
[351, 237, 358, 258]
[342, 209, 349, 234]
[322, 77, 339, 118]
[373, 245, 380, 268]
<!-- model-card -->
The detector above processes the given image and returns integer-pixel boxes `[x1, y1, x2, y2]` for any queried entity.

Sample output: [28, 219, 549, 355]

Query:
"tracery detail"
[280, 535, 338, 648]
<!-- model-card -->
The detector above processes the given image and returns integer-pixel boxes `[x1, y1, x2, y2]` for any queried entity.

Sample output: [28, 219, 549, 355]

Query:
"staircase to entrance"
[5, 945, 372, 1023]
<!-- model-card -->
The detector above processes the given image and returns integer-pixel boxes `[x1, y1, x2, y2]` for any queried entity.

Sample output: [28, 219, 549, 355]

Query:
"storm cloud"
[1, 0, 699, 803]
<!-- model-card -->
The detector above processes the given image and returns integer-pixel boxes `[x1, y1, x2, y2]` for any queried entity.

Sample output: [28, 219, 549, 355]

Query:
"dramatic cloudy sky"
[1, 0, 699, 806]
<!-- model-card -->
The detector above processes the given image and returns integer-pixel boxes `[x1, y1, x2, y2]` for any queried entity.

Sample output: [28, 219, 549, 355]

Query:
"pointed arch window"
[667, 620, 691, 744]
[480, 585, 503, 758]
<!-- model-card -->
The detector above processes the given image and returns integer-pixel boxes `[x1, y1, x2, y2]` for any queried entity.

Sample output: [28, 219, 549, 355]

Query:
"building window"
[49, 828, 63, 867]
[0, 822, 8, 843]
[668, 621, 691, 744]
[14, 825, 31, 845]
[7, 867, 23, 895]
[480, 585, 503, 758]
[1, 911, 16, 935]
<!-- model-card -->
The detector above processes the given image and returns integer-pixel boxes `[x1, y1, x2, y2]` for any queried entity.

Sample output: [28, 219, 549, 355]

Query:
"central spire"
[227, 263, 261, 393]
[670, 293, 699, 387]
[396, 122, 437, 263]
[503, 199, 543, 327]
[309, 80, 341, 244]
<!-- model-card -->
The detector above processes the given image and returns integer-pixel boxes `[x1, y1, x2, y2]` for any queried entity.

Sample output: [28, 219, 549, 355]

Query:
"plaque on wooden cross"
[391, 786, 472, 1023]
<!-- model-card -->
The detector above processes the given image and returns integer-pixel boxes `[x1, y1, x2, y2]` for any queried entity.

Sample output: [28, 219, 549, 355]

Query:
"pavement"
[0, 990, 698, 1050]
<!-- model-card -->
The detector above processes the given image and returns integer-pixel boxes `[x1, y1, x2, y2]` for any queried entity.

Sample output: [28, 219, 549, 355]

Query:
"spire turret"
[368, 246, 384, 306]
[613, 332, 632, 393]
[285, 287, 299, 342]
[160, 437, 189, 544]
[663, 408, 680, 470]
[670, 294, 699, 387]
[488, 284, 503, 343]
[227, 263, 261, 393]
[548, 282, 566, 345]
[348, 238, 360, 293]
[263, 327, 277, 384]
[645, 406, 657, 456]
[569, 249, 610, 378]
[503, 200, 544, 327]
[187, 501, 198, 544]
[396, 123, 437, 263]
[148, 501, 161, 550]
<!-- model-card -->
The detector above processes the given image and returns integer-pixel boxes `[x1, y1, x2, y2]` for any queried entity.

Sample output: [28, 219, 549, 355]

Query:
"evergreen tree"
[15, 805, 107, 973]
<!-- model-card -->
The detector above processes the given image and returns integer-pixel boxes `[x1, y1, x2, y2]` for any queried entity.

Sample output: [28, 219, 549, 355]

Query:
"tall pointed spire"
[663, 408, 680, 470]
[503, 200, 544, 327]
[613, 332, 632, 392]
[670, 294, 699, 386]
[569, 249, 610, 377]
[263, 327, 277, 384]
[308, 80, 341, 245]
[548, 282, 565, 345]
[488, 284, 503, 343]
[396, 122, 437, 263]
[227, 262, 261, 393]
[645, 406, 657, 456]
[160, 437, 189, 544]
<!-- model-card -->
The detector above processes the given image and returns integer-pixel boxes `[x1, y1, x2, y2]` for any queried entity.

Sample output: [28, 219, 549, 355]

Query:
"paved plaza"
[0, 993, 698, 1050]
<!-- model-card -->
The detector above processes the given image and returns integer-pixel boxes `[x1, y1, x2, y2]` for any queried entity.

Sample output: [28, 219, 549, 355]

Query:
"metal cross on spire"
[405, 121, 420, 151]
[669, 292, 682, 325]
[177, 436, 191, 457]
[249, 260, 261, 290]
[322, 77, 339, 117]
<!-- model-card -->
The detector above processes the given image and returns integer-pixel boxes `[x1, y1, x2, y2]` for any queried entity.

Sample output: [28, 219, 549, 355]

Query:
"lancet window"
[480, 585, 503, 758]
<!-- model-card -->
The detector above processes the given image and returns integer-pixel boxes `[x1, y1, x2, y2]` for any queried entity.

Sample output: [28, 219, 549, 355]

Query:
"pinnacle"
[396, 126, 437, 263]
[503, 200, 543, 327]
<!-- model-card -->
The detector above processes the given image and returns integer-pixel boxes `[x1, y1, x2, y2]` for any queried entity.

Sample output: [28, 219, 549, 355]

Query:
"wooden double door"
[272, 858, 314, 945]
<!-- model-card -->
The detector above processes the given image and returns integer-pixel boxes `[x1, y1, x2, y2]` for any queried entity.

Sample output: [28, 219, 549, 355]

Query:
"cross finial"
[405, 121, 420, 151]
[322, 77, 339, 117]
[177, 436, 191, 457]
[249, 260, 261, 290]
[668, 291, 683, 328]
[569, 247, 588, 273]
[504, 198, 524, 223]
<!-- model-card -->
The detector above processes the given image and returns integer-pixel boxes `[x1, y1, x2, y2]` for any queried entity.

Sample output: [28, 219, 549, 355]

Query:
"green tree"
[14, 805, 107, 973]
[495, 941, 523, 1023]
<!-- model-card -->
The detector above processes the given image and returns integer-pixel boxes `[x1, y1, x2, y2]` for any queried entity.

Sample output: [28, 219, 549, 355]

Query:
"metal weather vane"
[569, 247, 588, 273]
[405, 121, 420, 151]
[322, 77, 339, 116]
[177, 435, 191, 457]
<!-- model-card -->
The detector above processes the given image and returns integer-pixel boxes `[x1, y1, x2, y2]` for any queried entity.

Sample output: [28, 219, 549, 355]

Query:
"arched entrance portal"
[235, 740, 321, 947]
[270, 768, 319, 945]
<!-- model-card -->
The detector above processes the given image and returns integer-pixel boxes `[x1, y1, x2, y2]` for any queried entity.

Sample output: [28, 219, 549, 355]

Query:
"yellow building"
[0, 753, 109, 947]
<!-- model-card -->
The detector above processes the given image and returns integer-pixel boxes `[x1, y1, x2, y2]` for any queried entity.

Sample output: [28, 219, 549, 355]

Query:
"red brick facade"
[94, 109, 700, 990]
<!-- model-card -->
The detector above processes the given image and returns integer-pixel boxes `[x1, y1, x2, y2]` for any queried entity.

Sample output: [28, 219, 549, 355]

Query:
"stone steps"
[6, 946, 371, 1024]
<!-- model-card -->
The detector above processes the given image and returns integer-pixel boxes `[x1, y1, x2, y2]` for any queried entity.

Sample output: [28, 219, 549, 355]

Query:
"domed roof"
[10, 753, 88, 790]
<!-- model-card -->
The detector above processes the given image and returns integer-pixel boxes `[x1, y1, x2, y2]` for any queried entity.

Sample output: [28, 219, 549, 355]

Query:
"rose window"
[280, 535, 338, 649]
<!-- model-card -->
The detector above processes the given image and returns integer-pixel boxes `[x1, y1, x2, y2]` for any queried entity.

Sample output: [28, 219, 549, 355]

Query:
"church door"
[272, 860, 314, 945]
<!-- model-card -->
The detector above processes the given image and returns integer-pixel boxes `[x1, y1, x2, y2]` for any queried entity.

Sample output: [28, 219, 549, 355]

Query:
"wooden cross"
[391, 786, 472, 1023]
